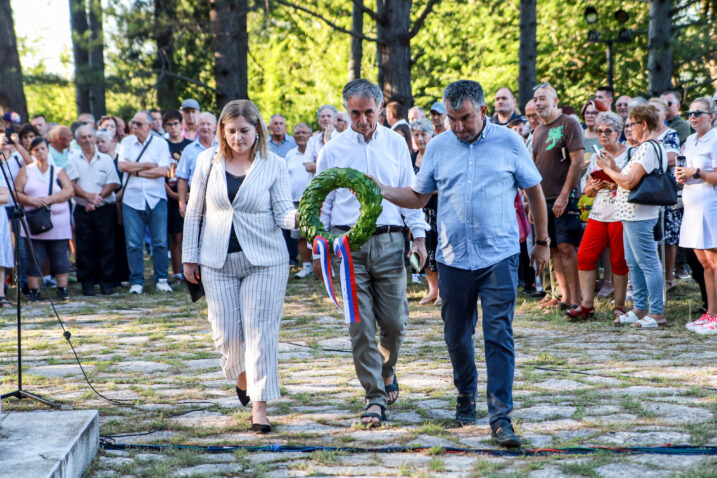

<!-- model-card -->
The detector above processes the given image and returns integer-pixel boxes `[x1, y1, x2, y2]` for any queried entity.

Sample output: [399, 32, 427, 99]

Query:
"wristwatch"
[693, 168, 701, 179]
[535, 238, 551, 247]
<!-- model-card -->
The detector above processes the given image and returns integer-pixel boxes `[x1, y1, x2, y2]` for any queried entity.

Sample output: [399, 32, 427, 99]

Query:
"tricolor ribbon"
[312, 235, 361, 324]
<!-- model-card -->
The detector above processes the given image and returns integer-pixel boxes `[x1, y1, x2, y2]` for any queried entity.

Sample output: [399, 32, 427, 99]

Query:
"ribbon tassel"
[312, 235, 361, 324]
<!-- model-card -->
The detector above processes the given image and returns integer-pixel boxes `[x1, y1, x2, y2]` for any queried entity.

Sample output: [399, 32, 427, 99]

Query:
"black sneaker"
[100, 285, 114, 295]
[82, 283, 95, 296]
[28, 289, 41, 302]
[455, 395, 477, 425]
[57, 287, 69, 301]
[491, 420, 522, 448]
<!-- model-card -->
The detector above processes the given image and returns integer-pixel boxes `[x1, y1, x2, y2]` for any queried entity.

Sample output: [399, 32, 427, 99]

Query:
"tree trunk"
[348, 0, 363, 81]
[0, 0, 27, 119]
[69, 0, 91, 115]
[88, 0, 106, 117]
[647, 0, 673, 96]
[376, 0, 412, 106]
[211, 0, 249, 109]
[155, 0, 178, 112]
[518, 0, 536, 111]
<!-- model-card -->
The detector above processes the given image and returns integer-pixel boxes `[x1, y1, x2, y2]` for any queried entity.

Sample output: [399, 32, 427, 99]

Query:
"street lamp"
[585, 6, 632, 90]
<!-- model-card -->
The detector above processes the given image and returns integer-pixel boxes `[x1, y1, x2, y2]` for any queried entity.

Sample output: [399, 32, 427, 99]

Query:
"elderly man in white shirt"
[118, 110, 172, 294]
[285, 122, 314, 278]
[67, 124, 120, 296]
[313, 79, 428, 427]
[304, 105, 339, 177]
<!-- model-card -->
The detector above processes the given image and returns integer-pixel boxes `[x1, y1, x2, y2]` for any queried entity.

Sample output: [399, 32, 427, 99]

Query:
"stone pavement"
[1, 273, 715, 477]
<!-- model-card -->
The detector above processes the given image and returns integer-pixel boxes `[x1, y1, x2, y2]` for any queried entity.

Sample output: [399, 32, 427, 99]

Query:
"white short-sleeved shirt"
[613, 141, 668, 222]
[284, 147, 312, 202]
[66, 149, 120, 206]
[118, 134, 171, 210]
[584, 149, 628, 223]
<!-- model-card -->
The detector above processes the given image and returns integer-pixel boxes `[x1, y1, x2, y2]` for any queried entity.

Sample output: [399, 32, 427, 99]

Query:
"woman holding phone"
[568, 112, 629, 320]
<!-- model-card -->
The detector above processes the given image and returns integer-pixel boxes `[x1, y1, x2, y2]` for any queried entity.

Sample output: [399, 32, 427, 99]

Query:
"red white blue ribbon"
[312, 235, 361, 324]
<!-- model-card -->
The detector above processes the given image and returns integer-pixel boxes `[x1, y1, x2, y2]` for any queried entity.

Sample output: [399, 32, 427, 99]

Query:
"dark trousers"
[74, 204, 116, 287]
[685, 248, 708, 310]
[518, 241, 535, 288]
[438, 254, 518, 427]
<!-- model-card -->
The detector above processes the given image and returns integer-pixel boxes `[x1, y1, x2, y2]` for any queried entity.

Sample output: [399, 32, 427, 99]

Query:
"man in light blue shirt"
[268, 114, 296, 158]
[176, 113, 217, 217]
[375, 80, 550, 448]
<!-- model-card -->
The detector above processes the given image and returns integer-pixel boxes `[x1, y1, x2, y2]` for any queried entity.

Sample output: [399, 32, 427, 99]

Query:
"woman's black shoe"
[236, 386, 250, 406]
[251, 420, 272, 434]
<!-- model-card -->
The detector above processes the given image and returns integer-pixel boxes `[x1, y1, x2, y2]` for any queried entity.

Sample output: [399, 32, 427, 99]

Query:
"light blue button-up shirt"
[176, 138, 218, 187]
[269, 134, 297, 158]
[413, 121, 542, 270]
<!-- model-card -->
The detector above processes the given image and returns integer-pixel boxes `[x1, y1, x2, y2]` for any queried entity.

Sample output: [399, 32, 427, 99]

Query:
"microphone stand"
[0, 150, 59, 407]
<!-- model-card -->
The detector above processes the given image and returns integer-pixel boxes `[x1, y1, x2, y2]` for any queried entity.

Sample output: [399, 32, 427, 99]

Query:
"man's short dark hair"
[18, 124, 40, 141]
[70, 121, 84, 135]
[443, 80, 486, 110]
[596, 86, 614, 99]
[496, 87, 516, 99]
[385, 101, 407, 120]
[162, 109, 182, 125]
[31, 114, 46, 121]
[660, 90, 680, 104]
[149, 108, 161, 115]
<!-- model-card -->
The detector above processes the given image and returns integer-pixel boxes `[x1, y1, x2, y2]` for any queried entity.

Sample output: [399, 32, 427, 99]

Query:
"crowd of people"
[0, 76, 715, 442]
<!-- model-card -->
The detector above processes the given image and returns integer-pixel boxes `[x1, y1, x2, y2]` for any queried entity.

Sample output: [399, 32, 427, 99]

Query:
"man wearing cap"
[491, 88, 521, 126]
[118, 110, 173, 295]
[268, 114, 296, 158]
[180, 99, 200, 141]
[430, 102, 448, 134]
[66, 124, 120, 296]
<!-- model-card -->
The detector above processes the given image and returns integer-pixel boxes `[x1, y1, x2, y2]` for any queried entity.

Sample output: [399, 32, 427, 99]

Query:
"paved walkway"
[1, 274, 715, 477]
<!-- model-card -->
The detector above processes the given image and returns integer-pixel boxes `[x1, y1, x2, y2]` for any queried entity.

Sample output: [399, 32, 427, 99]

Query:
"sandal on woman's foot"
[385, 376, 399, 405]
[236, 386, 250, 406]
[566, 304, 594, 320]
[419, 295, 437, 305]
[631, 316, 664, 329]
[615, 310, 643, 325]
[0, 296, 12, 307]
[612, 307, 627, 323]
[360, 403, 386, 428]
[434, 297, 442, 306]
[539, 297, 558, 309]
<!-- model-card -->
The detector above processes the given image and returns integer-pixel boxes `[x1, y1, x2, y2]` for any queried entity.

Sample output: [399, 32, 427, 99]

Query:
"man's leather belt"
[334, 224, 404, 235]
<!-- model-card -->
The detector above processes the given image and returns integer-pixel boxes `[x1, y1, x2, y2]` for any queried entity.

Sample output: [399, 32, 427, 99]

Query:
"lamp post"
[585, 6, 632, 91]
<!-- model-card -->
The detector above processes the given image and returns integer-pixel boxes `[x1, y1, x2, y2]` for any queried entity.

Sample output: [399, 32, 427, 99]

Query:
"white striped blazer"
[182, 147, 297, 269]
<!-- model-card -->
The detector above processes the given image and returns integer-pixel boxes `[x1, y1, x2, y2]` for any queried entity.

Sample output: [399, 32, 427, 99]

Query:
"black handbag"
[627, 140, 678, 206]
[185, 161, 215, 302]
[26, 166, 55, 235]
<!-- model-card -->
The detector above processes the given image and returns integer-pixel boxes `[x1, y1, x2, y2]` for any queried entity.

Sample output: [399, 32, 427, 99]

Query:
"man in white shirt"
[66, 124, 120, 296]
[336, 111, 350, 133]
[284, 123, 313, 278]
[313, 79, 428, 427]
[304, 105, 339, 177]
[385, 101, 409, 130]
[118, 110, 172, 294]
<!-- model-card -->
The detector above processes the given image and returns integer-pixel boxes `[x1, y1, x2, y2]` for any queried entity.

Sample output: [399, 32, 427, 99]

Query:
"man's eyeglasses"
[686, 110, 707, 118]
[130, 121, 148, 127]
[596, 128, 615, 135]
[532, 82, 551, 91]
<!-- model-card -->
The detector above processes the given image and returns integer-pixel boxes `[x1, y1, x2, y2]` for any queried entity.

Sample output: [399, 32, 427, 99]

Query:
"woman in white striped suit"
[183, 100, 297, 433]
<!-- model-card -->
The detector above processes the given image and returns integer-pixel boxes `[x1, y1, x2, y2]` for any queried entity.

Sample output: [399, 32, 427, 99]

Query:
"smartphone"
[676, 155, 686, 168]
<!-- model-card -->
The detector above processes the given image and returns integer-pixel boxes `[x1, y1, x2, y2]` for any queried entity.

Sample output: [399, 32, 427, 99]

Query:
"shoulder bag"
[185, 159, 215, 302]
[627, 139, 678, 206]
[116, 136, 154, 226]
[26, 166, 55, 235]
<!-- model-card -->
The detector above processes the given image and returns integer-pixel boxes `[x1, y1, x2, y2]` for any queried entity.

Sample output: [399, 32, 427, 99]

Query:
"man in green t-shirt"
[660, 90, 692, 145]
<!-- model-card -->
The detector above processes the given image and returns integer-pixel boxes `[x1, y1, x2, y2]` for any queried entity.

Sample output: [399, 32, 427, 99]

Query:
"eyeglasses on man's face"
[130, 120, 149, 128]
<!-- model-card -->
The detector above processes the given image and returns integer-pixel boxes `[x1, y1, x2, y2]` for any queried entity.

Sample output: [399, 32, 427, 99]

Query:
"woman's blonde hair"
[217, 100, 269, 160]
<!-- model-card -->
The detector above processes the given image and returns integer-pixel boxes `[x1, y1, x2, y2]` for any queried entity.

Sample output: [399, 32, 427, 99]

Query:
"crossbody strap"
[198, 152, 219, 248]
[47, 166, 55, 196]
[119, 135, 154, 193]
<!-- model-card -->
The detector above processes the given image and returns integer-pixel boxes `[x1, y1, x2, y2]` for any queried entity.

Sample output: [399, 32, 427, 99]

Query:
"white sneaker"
[129, 284, 143, 295]
[411, 273, 421, 284]
[156, 279, 173, 292]
[693, 315, 717, 335]
[295, 267, 313, 279]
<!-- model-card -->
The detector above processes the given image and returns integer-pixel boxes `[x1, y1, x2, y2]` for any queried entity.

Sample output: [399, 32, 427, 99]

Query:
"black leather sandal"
[385, 375, 399, 405]
[360, 403, 386, 428]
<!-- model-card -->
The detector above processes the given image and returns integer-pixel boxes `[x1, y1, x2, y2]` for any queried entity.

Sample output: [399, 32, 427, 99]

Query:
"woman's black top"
[226, 171, 245, 253]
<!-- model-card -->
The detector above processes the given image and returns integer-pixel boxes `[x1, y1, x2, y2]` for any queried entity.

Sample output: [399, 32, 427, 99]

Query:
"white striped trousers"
[202, 252, 288, 402]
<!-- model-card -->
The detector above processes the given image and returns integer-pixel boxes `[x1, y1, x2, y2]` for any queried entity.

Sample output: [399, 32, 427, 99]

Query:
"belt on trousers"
[334, 224, 404, 235]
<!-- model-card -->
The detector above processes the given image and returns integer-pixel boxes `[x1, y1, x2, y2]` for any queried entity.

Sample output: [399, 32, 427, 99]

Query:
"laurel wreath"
[298, 167, 383, 250]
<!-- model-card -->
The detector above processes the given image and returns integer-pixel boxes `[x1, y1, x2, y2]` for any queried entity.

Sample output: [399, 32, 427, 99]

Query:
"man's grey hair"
[443, 80, 486, 111]
[199, 112, 217, 123]
[342, 79, 384, 109]
[628, 96, 647, 109]
[294, 122, 312, 131]
[137, 110, 153, 123]
[270, 113, 286, 122]
[410, 118, 434, 135]
[317, 105, 338, 118]
[595, 111, 623, 132]
[95, 129, 114, 142]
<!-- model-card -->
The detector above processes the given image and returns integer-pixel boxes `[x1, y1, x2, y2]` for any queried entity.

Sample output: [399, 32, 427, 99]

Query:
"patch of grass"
[311, 449, 342, 465]
[427, 445, 444, 455]
[428, 457, 445, 471]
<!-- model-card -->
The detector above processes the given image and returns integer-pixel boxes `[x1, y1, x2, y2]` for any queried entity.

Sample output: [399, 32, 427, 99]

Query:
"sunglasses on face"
[686, 110, 708, 118]
[532, 82, 551, 91]
[596, 128, 615, 135]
